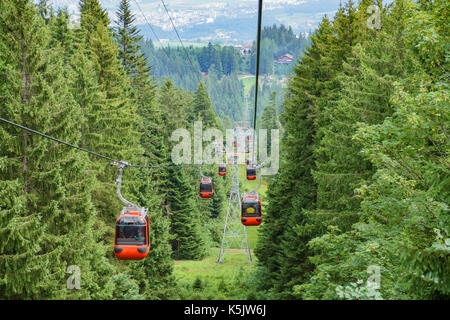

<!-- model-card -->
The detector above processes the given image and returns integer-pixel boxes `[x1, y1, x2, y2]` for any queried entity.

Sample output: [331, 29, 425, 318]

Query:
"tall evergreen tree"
[167, 167, 207, 260]
[0, 0, 112, 299]
[254, 15, 335, 299]
[297, 0, 420, 299]
[78, 0, 144, 221]
[112, 1, 178, 298]
[191, 82, 221, 129]
[114, 0, 150, 82]
[298, 0, 449, 300]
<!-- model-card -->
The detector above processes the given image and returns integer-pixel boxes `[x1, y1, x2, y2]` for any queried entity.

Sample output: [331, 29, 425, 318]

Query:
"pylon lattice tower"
[217, 127, 252, 264]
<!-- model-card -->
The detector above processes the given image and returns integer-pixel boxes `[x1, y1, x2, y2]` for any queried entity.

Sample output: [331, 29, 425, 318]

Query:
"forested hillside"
[249, 24, 308, 75]
[139, 25, 308, 125]
[0, 0, 448, 302]
[0, 0, 227, 299]
[255, 0, 449, 300]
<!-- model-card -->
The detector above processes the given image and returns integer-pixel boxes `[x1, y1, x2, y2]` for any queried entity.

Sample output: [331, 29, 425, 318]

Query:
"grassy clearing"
[173, 248, 257, 299]
[246, 226, 258, 249]
[240, 76, 255, 96]
[174, 248, 254, 277]
[172, 164, 269, 299]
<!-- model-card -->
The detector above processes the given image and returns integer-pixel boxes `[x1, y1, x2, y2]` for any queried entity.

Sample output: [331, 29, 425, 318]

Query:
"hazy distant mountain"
[43, 0, 342, 43]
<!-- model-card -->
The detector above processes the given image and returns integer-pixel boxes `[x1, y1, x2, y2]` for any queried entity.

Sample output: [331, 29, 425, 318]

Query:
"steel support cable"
[0, 117, 197, 170]
[252, 0, 263, 165]
[245, 0, 264, 195]
[119, 1, 211, 175]
[132, 0, 172, 61]
[159, 0, 203, 83]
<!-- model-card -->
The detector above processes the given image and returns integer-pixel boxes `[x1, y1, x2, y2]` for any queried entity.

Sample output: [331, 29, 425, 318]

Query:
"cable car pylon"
[217, 128, 252, 264]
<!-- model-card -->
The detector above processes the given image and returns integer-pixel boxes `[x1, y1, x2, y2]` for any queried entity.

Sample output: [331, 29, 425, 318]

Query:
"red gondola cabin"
[114, 207, 150, 260]
[218, 164, 226, 176]
[199, 177, 213, 198]
[241, 193, 262, 226]
[246, 165, 256, 180]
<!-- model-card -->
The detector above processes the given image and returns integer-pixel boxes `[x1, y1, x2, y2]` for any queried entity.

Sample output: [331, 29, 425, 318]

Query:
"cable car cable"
[159, 0, 203, 83]
[0, 117, 119, 163]
[132, 0, 173, 62]
[0, 117, 198, 170]
[251, 0, 263, 165]
[246, 0, 264, 194]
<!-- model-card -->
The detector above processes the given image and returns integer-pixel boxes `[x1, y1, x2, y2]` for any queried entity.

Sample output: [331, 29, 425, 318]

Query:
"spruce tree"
[191, 82, 228, 244]
[167, 166, 207, 260]
[0, 0, 112, 299]
[191, 82, 221, 129]
[295, 0, 435, 299]
[254, 16, 335, 298]
[114, 0, 150, 83]
[79, 0, 144, 222]
[315, 0, 449, 299]
[113, 2, 178, 297]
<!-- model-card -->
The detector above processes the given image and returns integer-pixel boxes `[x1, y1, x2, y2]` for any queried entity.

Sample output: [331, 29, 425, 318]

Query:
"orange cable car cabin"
[114, 207, 150, 260]
[199, 177, 213, 198]
[241, 193, 262, 226]
[218, 164, 226, 176]
[246, 165, 256, 180]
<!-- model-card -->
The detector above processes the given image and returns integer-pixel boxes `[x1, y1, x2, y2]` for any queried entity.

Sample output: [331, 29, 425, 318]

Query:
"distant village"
[233, 42, 294, 65]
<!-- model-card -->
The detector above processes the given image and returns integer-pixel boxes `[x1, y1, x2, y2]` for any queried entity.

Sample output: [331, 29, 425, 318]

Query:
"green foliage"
[167, 166, 207, 260]
[249, 24, 308, 75]
[0, 0, 176, 300]
[173, 249, 260, 300]
[114, 0, 150, 81]
[205, 71, 245, 122]
[114, 3, 176, 298]
[139, 24, 307, 124]
[0, 0, 113, 299]
[254, 13, 337, 299]
[256, 0, 449, 300]
[248, 77, 285, 121]
[1, 0, 448, 301]
[190, 82, 220, 127]
[257, 92, 283, 155]
[107, 273, 144, 300]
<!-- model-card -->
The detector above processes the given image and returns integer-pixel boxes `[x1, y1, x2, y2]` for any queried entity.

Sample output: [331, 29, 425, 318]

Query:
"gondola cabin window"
[242, 199, 261, 217]
[246, 166, 256, 180]
[200, 182, 212, 193]
[115, 215, 147, 246]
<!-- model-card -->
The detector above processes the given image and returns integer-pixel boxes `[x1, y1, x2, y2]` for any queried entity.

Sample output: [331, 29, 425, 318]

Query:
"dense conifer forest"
[0, 0, 448, 301]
